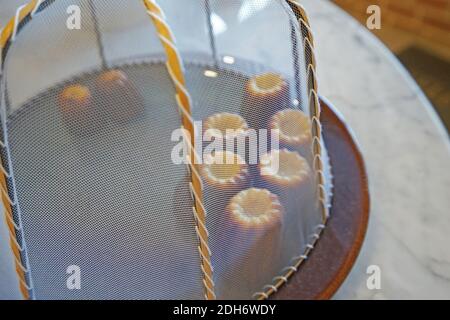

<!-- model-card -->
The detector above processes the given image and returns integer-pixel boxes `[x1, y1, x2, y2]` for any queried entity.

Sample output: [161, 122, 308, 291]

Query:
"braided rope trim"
[0, 0, 48, 300]
[252, 0, 331, 300]
[143, 0, 216, 300]
[288, 0, 330, 221]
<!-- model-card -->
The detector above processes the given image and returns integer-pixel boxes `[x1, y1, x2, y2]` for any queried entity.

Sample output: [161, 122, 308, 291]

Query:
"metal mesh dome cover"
[0, 0, 332, 300]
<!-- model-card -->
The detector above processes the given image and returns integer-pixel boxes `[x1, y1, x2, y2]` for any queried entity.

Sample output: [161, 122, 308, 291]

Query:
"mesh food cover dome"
[0, 0, 333, 300]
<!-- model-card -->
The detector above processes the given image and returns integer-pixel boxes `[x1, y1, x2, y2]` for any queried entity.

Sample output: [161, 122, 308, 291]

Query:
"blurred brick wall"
[333, 0, 450, 48]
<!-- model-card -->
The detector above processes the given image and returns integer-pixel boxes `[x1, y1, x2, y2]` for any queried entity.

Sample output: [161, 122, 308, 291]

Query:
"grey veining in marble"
[301, 0, 450, 300]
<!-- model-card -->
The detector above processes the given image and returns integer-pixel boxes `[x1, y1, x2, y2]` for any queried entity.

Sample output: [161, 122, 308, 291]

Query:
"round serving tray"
[5, 56, 368, 299]
[272, 97, 370, 300]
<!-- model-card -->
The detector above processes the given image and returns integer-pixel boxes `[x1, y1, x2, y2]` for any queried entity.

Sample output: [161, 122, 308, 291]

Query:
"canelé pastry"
[95, 69, 144, 122]
[259, 149, 312, 215]
[269, 109, 312, 160]
[201, 151, 249, 191]
[203, 112, 248, 138]
[223, 188, 284, 294]
[241, 72, 290, 130]
[203, 112, 248, 140]
[259, 149, 311, 189]
[203, 112, 249, 155]
[58, 84, 94, 134]
[200, 150, 249, 226]
[258, 149, 314, 260]
[228, 188, 283, 229]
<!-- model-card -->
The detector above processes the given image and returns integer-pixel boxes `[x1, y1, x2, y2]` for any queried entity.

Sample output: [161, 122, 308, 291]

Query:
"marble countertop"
[302, 0, 450, 299]
[1, 0, 449, 300]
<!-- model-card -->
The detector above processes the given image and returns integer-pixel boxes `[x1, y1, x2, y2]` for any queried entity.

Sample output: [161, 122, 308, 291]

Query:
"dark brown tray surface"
[272, 97, 370, 300]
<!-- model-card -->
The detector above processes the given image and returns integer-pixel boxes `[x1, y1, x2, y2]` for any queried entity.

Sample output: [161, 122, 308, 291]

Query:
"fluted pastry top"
[201, 151, 249, 189]
[270, 109, 312, 146]
[247, 72, 288, 96]
[260, 149, 311, 188]
[227, 188, 283, 229]
[203, 112, 248, 139]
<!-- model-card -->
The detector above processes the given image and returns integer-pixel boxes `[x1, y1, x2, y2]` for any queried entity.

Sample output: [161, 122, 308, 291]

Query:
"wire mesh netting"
[0, 0, 332, 300]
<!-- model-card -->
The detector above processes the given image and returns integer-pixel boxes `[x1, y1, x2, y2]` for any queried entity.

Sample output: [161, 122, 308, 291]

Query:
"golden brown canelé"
[203, 112, 248, 140]
[227, 188, 283, 229]
[95, 69, 144, 122]
[203, 112, 249, 158]
[259, 149, 311, 189]
[258, 149, 314, 262]
[242, 72, 290, 130]
[200, 151, 249, 191]
[58, 84, 94, 133]
[269, 109, 312, 159]
[258, 149, 312, 213]
[223, 188, 284, 293]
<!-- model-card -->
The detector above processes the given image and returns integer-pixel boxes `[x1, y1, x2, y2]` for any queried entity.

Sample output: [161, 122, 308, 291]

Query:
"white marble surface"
[1, 0, 449, 300]
[301, 0, 450, 299]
